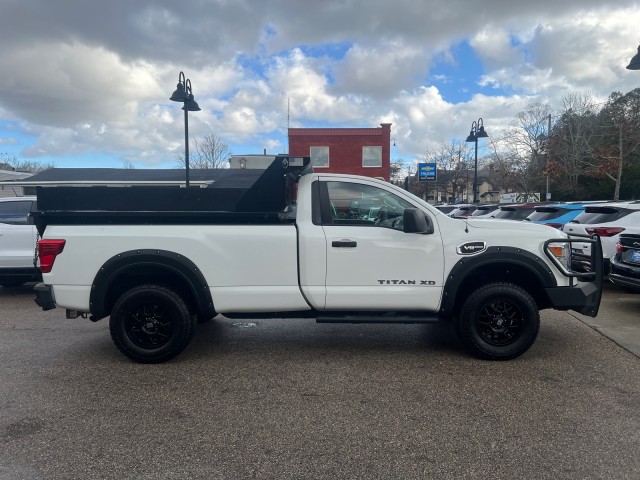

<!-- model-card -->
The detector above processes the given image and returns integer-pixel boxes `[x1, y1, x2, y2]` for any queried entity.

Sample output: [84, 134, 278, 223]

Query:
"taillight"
[616, 242, 623, 254]
[38, 239, 66, 273]
[585, 227, 625, 237]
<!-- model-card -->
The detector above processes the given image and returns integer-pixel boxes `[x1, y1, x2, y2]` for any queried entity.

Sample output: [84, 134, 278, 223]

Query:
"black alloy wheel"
[476, 299, 524, 346]
[110, 284, 195, 363]
[456, 282, 539, 360]
[125, 302, 176, 350]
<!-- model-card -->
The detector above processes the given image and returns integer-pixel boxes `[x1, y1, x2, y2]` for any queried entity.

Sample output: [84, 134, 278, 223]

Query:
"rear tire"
[110, 284, 195, 363]
[455, 282, 539, 360]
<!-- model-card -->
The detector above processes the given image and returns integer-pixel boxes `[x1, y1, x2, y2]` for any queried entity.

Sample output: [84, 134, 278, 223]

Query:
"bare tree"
[0, 153, 55, 172]
[420, 140, 473, 202]
[176, 133, 232, 169]
[548, 92, 598, 197]
[390, 159, 407, 186]
[491, 102, 551, 196]
[589, 89, 640, 200]
[485, 138, 521, 193]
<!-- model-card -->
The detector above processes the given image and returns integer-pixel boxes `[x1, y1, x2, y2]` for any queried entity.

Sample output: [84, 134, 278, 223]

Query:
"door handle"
[332, 240, 357, 248]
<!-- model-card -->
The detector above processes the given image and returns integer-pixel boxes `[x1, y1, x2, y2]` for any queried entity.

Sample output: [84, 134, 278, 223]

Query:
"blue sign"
[418, 163, 437, 182]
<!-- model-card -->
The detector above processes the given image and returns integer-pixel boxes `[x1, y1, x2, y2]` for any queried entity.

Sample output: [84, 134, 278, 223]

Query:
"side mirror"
[403, 208, 433, 234]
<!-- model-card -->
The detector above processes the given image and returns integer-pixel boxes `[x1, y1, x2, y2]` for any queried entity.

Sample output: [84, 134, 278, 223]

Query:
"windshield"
[570, 207, 629, 224]
[470, 206, 499, 216]
[0, 200, 35, 225]
[435, 205, 457, 214]
[526, 207, 570, 222]
[492, 206, 537, 220]
[449, 206, 475, 217]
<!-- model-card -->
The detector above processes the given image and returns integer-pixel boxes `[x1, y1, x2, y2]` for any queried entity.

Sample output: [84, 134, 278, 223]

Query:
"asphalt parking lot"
[1, 283, 640, 479]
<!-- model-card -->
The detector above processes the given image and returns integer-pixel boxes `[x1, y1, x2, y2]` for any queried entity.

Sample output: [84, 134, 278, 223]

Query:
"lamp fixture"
[169, 71, 201, 187]
[182, 79, 201, 112]
[170, 72, 189, 102]
[627, 45, 640, 70]
[465, 118, 489, 204]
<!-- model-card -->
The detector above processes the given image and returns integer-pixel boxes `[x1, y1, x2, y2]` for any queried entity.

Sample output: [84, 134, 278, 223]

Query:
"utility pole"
[546, 113, 551, 201]
[287, 97, 290, 154]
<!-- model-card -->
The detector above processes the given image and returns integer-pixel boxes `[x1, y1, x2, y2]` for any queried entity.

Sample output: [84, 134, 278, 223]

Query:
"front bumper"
[545, 280, 602, 317]
[544, 235, 604, 317]
[34, 283, 56, 311]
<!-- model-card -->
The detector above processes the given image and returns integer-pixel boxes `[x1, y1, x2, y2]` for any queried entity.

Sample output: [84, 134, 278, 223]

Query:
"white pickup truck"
[32, 156, 603, 363]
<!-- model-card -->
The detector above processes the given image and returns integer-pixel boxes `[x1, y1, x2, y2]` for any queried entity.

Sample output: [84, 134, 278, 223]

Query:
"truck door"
[0, 199, 37, 270]
[319, 179, 444, 311]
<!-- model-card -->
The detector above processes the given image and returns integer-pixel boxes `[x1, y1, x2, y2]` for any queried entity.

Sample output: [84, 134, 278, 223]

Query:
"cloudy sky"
[0, 0, 639, 169]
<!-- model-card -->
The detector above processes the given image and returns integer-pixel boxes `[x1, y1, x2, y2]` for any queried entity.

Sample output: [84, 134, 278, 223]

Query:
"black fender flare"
[89, 249, 215, 320]
[439, 246, 558, 318]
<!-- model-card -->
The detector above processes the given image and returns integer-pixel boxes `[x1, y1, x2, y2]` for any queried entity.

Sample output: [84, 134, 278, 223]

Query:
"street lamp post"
[170, 71, 201, 187]
[465, 118, 489, 203]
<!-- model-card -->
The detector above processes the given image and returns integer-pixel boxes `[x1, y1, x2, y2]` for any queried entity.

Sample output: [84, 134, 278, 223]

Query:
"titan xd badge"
[377, 280, 436, 285]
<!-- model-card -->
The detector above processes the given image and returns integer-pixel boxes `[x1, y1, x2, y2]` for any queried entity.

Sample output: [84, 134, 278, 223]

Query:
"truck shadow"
[0, 282, 40, 297]
[188, 316, 465, 361]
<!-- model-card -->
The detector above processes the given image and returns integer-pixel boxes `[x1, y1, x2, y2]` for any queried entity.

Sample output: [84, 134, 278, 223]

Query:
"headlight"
[546, 241, 571, 271]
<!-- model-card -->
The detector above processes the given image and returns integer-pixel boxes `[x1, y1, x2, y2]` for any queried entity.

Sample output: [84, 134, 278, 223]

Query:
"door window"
[325, 181, 413, 230]
[0, 201, 33, 225]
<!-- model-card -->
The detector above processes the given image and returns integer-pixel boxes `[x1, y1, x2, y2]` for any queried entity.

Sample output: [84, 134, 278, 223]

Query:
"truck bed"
[31, 156, 309, 233]
[31, 209, 291, 228]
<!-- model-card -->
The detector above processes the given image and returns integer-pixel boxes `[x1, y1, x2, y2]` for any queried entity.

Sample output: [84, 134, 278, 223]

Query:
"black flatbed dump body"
[31, 156, 310, 235]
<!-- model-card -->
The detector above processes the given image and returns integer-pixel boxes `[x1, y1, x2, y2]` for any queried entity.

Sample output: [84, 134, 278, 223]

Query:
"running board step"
[316, 313, 439, 324]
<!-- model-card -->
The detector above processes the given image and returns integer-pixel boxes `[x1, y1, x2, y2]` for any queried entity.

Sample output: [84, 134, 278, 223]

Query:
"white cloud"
[0, 0, 639, 167]
[332, 41, 430, 99]
[266, 49, 363, 124]
[0, 41, 163, 126]
[471, 28, 524, 71]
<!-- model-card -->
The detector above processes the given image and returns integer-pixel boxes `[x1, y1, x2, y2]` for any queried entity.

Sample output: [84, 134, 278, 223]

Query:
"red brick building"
[288, 123, 392, 181]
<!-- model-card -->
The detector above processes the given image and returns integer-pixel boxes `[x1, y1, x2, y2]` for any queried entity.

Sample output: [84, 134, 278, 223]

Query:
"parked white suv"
[563, 201, 640, 272]
[0, 196, 40, 287]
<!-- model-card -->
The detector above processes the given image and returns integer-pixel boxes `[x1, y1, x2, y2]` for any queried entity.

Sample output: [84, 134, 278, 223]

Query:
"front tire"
[110, 284, 195, 363]
[455, 282, 539, 360]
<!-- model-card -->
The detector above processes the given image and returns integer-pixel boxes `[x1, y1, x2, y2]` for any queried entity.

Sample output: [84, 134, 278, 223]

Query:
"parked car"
[491, 203, 546, 221]
[563, 202, 640, 272]
[447, 204, 477, 218]
[609, 233, 640, 292]
[469, 204, 501, 218]
[524, 202, 604, 229]
[0, 196, 40, 287]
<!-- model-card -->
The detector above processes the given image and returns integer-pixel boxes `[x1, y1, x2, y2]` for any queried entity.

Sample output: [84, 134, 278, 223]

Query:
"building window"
[310, 146, 329, 168]
[362, 146, 382, 167]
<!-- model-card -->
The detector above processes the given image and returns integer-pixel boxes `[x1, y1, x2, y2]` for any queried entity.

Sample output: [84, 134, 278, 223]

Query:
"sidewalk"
[570, 282, 640, 358]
